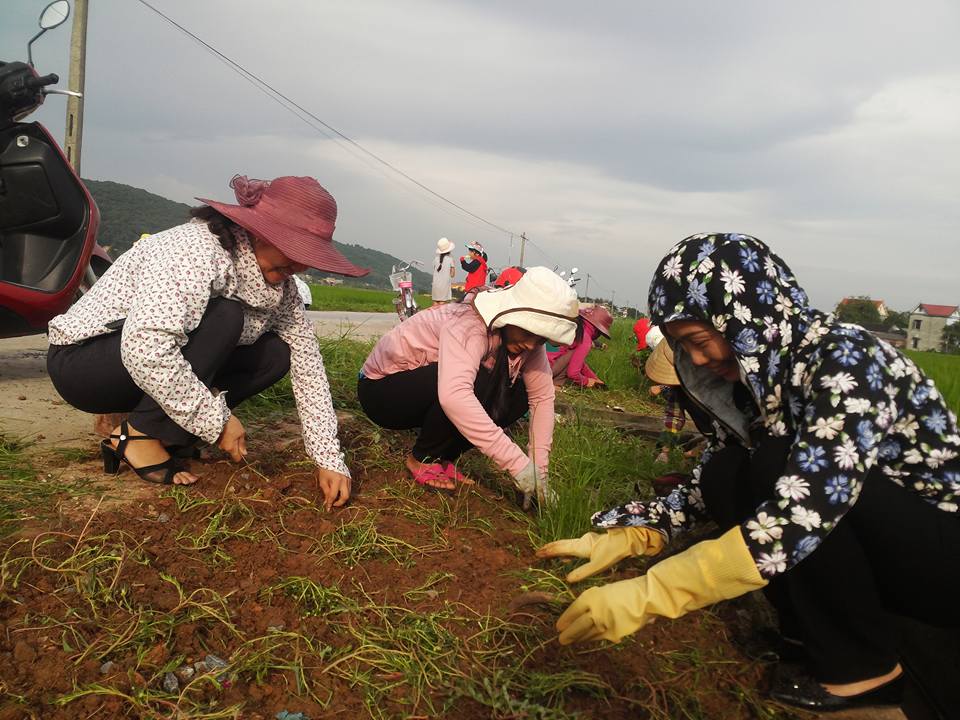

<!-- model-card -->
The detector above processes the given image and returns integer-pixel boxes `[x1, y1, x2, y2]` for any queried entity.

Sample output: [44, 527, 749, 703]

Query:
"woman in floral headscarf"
[47, 175, 364, 510]
[539, 233, 960, 713]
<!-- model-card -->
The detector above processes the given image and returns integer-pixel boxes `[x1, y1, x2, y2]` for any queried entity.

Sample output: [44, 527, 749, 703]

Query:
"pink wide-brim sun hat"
[197, 175, 369, 277]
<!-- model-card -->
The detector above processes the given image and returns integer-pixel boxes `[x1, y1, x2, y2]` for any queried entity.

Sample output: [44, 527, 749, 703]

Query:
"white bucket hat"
[473, 266, 579, 345]
[436, 237, 455, 254]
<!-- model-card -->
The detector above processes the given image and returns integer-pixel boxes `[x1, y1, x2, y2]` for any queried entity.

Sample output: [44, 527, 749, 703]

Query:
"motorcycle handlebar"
[25, 72, 59, 89]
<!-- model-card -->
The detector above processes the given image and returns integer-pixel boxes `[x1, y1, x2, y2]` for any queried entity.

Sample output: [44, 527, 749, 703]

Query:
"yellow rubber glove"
[535, 527, 666, 582]
[556, 527, 767, 645]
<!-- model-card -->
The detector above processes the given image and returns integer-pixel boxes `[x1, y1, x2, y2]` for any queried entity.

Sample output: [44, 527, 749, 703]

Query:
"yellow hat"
[645, 340, 679, 385]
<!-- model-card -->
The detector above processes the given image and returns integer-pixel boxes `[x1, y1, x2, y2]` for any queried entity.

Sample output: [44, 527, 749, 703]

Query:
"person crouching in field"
[539, 233, 960, 714]
[47, 174, 362, 510]
[357, 267, 577, 508]
[547, 305, 612, 389]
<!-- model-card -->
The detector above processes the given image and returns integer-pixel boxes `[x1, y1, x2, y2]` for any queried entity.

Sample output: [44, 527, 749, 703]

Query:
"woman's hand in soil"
[218, 414, 247, 462]
[513, 461, 550, 510]
[316, 467, 351, 510]
[536, 527, 665, 583]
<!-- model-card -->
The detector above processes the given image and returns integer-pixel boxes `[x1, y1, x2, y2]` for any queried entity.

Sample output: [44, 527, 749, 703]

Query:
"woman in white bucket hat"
[431, 237, 456, 305]
[358, 267, 578, 506]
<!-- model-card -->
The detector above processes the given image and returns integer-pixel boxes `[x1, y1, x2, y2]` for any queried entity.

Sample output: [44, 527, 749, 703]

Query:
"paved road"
[0, 311, 397, 448]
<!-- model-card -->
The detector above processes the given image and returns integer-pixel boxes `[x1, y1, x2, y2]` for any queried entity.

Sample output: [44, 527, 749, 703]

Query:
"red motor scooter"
[0, 0, 111, 339]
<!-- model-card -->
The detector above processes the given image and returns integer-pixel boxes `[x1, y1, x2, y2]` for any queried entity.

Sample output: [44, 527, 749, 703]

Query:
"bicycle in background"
[389, 260, 423, 321]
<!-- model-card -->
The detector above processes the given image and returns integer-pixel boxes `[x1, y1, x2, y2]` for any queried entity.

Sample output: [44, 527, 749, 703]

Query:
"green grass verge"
[308, 284, 431, 313]
[905, 350, 960, 416]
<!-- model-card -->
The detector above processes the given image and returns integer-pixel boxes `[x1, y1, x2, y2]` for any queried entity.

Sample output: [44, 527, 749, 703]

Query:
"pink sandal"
[442, 462, 475, 485]
[411, 463, 455, 494]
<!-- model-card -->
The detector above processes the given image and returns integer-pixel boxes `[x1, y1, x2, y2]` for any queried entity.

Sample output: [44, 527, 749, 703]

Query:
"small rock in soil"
[175, 665, 195, 681]
[157, 512, 170, 523]
[162, 672, 179, 693]
[99, 661, 115, 675]
[276, 712, 310, 720]
[204, 653, 228, 670]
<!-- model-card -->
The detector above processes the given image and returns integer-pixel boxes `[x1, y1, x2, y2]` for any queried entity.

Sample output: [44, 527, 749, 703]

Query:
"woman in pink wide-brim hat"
[47, 174, 366, 510]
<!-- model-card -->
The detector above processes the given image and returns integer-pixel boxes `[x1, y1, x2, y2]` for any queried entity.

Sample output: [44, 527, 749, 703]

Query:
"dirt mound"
[0, 439, 794, 719]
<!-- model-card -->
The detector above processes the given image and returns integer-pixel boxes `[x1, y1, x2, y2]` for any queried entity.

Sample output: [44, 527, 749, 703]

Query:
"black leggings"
[699, 437, 960, 701]
[357, 363, 529, 463]
[47, 298, 291, 446]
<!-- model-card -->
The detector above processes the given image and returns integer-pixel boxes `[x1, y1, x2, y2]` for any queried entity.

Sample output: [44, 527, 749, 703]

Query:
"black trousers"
[698, 437, 960, 695]
[357, 363, 529, 462]
[47, 298, 291, 446]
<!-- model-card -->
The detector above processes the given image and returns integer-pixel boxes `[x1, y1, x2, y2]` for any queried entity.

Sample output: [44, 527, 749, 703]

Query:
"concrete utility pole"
[63, 0, 88, 172]
[518, 232, 527, 266]
[584, 274, 590, 300]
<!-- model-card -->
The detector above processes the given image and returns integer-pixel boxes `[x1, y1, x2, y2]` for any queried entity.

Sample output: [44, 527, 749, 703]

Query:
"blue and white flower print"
[593, 233, 960, 581]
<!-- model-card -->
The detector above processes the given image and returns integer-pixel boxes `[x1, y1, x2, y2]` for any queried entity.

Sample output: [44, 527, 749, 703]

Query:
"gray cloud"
[3, 0, 959, 312]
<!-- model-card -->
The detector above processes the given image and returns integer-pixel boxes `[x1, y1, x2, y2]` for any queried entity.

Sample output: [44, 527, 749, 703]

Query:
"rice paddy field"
[308, 285, 432, 313]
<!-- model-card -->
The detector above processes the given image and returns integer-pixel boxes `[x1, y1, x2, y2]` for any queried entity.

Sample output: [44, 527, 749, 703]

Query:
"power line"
[133, 0, 622, 300]
[135, 0, 514, 237]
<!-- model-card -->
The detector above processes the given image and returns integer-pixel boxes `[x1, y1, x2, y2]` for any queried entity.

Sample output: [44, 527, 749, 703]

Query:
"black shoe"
[770, 670, 903, 712]
[101, 420, 184, 485]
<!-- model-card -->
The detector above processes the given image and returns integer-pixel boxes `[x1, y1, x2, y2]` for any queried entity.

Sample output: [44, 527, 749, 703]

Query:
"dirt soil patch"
[0, 424, 803, 720]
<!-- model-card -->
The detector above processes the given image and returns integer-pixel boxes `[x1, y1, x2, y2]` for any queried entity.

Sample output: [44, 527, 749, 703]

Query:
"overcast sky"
[5, 0, 959, 311]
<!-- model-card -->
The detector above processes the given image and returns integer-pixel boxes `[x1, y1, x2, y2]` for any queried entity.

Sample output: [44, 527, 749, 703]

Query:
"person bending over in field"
[357, 268, 577, 508]
[539, 233, 960, 714]
[47, 174, 363, 510]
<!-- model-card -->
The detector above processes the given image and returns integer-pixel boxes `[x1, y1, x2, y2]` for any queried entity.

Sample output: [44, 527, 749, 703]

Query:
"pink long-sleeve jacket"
[361, 301, 555, 475]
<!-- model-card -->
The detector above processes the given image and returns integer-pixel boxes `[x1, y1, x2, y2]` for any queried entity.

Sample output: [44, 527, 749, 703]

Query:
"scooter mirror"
[39, 0, 71, 30]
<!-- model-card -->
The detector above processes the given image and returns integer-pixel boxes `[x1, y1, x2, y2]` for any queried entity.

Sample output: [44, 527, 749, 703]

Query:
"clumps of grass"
[402, 572, 455, 602]
[530, 415, 669, 544]
[0, 435, 98, 537]
[378, 482, 494, 541]
[456, 668, 610, 719]
[264, 577, 359, 616]
[318, 511, 442, 567]
[175, 498, 264, 564]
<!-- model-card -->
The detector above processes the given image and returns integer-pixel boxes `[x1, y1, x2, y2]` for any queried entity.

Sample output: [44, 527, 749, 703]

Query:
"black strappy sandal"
[100, 420, 184, 485]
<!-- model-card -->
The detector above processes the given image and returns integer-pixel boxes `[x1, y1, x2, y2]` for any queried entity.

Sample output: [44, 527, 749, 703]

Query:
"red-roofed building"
[907, 303, 960, 351]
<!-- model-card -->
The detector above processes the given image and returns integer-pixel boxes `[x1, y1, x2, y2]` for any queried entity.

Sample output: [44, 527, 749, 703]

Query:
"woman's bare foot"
[822, 663, 902, 697]
[405, 454, 455, 491]
[111, 424, 198, 485]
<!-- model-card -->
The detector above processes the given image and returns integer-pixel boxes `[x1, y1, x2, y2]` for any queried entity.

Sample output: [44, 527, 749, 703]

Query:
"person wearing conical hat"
[547, 305, 613, 388]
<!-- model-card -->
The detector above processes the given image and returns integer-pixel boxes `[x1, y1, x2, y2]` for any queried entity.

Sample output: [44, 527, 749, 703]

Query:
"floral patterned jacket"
[593, 233, 959, 579]
[48, 220, 349, 477]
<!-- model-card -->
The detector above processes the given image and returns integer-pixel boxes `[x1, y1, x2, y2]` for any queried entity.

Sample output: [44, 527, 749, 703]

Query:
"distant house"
[906, 303, 960, 351]
[871, 330, 907, 349]
[321, 277, 344, 286]
[837, 297, 889, 320]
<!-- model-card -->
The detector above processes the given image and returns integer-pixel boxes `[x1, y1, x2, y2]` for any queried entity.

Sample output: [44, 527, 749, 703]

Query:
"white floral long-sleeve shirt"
[47, 220, 349, 477]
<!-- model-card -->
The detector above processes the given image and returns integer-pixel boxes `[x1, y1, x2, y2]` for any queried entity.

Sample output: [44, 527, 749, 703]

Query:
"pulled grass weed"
[319, 510, 444, 567]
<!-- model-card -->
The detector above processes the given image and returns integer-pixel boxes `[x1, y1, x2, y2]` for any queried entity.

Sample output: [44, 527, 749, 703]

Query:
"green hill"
[81, 179, 432, 291]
